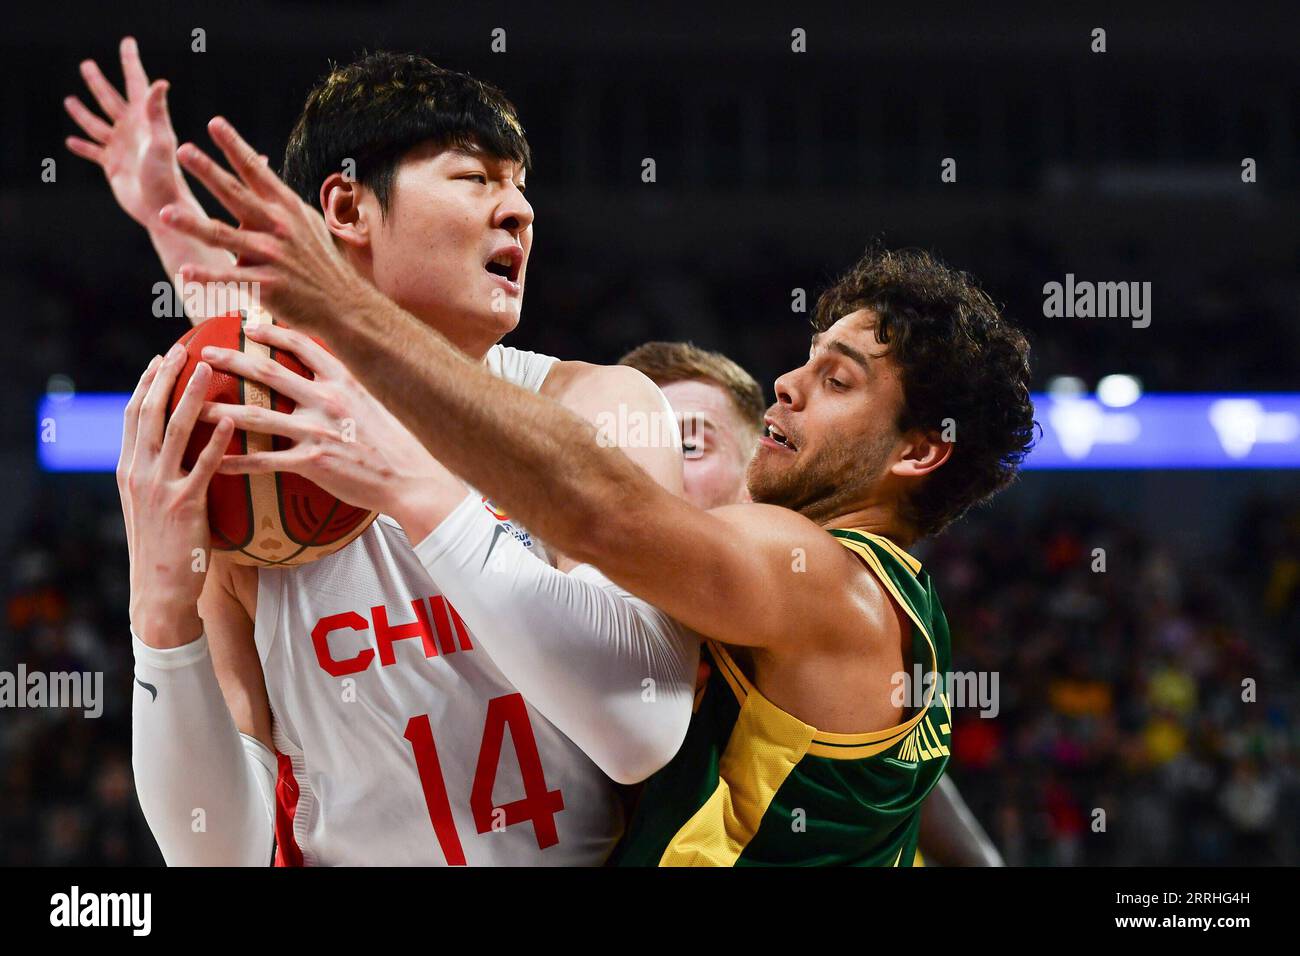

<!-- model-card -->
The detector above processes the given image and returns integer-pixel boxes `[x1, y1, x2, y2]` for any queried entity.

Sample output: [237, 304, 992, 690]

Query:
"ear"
[318, 171, 371, 251]
[889, 429, 953, 479]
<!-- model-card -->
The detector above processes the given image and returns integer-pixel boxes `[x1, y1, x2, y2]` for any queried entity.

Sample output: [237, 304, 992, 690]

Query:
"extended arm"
[162, 117, 853, 652]
[327, 295, 846, 650]
[411, 363, 696, 783]
[416, 493, 697, 784]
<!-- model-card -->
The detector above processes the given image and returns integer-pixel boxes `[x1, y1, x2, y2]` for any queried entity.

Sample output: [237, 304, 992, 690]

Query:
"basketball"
[166, 309, 377, 566]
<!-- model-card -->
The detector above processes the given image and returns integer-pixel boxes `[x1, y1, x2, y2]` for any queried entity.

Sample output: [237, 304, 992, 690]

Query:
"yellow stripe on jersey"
[837, 528, 923, 577]
[809, 536, 939, 758]
[659, 670, 815, 866]
[709, 641, 928, 760]
[833, 537, 932, 645]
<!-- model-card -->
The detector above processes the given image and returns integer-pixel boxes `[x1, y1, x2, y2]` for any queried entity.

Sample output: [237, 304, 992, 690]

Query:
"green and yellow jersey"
[612, 528, 952, 867]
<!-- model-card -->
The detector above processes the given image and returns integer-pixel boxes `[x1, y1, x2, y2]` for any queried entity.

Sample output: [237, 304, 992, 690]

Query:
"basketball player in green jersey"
[155, 120, 1035, 864]
[619, 340, 1004, 866]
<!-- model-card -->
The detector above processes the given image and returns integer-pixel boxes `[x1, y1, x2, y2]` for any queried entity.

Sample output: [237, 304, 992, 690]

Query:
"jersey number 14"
[403, 693, 565, 865]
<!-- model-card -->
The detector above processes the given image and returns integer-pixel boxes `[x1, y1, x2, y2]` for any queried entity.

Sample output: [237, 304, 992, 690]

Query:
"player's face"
[659, 379, 758, 510]
[365, 142, 532, 353]
[747, 310, 906, 521]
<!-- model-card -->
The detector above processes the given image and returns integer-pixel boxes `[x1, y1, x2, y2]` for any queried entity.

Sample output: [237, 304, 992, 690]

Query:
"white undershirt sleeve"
[414, 493, 699, 785]
[131, 632, 277, 866]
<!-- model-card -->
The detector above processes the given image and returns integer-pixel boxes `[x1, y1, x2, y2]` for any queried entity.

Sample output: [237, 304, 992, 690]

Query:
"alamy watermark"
[891, 665, 1000, 718]
[50, 886, 150, 936]
[1042, 274, 1151, 328]
[152, 275, 260, 320]
[595, 404, 703, 457]
[0, 664, 102, 718]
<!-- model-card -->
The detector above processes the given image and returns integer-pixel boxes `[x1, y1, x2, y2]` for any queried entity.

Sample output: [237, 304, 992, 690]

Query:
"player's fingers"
[199, 345, 317, 406]
[207, 116, 295, 202]
[65, 136, 106, 165]
[216, 450, 293, 476]
[147, 79, 172, 128]
[199, 401, 311, 442]
[63, 95, 112, 143]
[119, 36, 149, 101]
[177, 264, 281, 306]
[135, 342, 187, 464]
[172, 259, 247, 290]
[243, 322, 345, 379]
[175, 142, 265, 226]
[186, 416, 235, 489]
[160, 203, 269, 261]
[79, 58, 127, 120]
[120, 354, 164, 474]
[159, 361, 211, 475]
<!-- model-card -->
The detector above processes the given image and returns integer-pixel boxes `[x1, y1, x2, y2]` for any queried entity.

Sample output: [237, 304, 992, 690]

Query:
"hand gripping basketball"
[166, 310, 378, 566]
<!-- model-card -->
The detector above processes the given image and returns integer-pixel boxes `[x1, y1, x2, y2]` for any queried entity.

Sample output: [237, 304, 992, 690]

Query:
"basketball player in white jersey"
[69, 40, 698, 864]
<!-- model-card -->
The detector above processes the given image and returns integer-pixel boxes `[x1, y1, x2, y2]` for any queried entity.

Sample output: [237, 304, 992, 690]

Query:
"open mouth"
[764, 421, 797, 452]
[485, 247, 523, 284]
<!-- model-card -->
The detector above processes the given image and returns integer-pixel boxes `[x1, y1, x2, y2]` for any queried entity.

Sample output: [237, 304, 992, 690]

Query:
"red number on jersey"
[403, 715, 468, 866]
[471, 694, 565, 848]
[403, 693, 565, 863]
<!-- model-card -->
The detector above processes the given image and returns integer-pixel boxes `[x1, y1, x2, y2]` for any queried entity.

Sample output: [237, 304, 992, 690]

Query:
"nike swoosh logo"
[135, 677, 157, 702]
[481, 524, 512, 571]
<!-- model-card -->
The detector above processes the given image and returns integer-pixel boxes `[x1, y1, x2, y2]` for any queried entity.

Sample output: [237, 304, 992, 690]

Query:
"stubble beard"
[746, 434, 891, 525]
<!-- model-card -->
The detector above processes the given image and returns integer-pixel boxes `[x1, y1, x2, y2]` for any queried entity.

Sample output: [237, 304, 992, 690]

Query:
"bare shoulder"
[543, 360, 682, 495]
[708, 501, 844, 556]
[709, 503, 897, 646]
[541, 360, 663, 406]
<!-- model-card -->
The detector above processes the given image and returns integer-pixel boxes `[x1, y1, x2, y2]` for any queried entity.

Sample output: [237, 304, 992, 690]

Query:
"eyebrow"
[447, 146, 523, 175]
[811, 334, 872, 373]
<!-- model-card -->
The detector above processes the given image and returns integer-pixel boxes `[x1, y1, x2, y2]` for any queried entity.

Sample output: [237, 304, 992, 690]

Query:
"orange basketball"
[166, 310, 377, 566]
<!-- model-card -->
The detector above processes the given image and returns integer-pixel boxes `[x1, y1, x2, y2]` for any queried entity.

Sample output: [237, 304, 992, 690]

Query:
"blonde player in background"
[619, 340, 1003, 866]
[68, 39, 698, 865]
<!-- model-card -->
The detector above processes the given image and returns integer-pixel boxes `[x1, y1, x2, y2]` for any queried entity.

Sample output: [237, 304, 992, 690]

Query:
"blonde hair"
[619, 341, 765, 432]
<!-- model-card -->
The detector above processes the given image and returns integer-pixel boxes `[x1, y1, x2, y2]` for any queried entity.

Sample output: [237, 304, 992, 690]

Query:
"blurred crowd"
[930, 494, 1299, 866]
[1, 470, 1295, 865]
[0, 484, 159, 865]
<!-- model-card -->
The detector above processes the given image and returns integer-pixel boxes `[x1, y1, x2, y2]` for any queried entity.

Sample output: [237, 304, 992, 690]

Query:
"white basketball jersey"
[254, 345, 624, 866]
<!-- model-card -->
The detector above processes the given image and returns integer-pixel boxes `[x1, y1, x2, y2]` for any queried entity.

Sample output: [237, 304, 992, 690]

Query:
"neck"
[446, 325, 501, 363]
[814, 501, 918, 549]
[389, 307, 501, 363]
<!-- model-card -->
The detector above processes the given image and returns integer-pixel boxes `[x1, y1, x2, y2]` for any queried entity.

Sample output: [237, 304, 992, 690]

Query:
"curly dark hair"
[282, 51, 531, 214]
[813, 245, 1037, 537]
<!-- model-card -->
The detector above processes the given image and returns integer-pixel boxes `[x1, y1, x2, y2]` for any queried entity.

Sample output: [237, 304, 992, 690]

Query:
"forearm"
[918, 775, 1004, 867]
[414, 493, 698, 784]
[131, 632, 276, 866]
[335, 289, 658, 566]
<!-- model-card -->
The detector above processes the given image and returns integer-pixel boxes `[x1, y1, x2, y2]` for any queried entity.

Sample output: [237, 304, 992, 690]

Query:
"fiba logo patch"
[481, 497, 533, 549]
